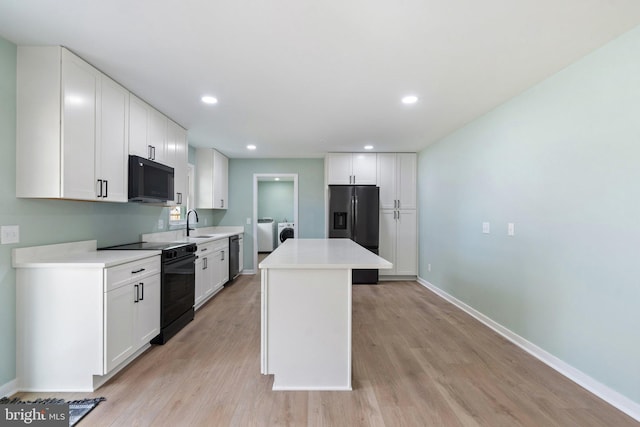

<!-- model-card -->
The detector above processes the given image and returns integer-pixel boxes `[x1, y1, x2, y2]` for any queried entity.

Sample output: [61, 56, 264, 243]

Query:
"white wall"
[418, 25, 640, 407]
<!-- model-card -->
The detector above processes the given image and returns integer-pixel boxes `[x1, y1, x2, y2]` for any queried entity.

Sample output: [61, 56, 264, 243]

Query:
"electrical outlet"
[246, 217, 251, 225]
[1, 225, 20, 244]
[428, 263, 431, 272]
[482, 222, 490, 234]
[158, 219, 164, 229]
[508, 223, 515, 236]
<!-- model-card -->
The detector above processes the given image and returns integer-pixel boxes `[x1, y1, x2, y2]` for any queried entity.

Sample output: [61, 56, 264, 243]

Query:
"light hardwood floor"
[16, 273, 638, 426]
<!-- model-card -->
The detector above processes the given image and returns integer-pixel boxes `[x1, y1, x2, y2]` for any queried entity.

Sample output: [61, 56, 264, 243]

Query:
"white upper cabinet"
[213, 149, 229, 209]
[377, 153, 417, 210]
[97, 75, 129, 202]
[60, 49, 100, 200]
[166, 119, 188, 205]
[129, 94, 167, 164]
[326, 153, 377, 185]
[16, 46, 128, 202]
[195, 148, 229, 209]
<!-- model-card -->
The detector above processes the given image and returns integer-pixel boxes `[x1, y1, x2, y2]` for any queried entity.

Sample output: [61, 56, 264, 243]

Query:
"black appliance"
[100, 241, 197, 344]
[328, 185, 380, 284]
[128, 155, 174, 203]
[229, 235, 240, 280]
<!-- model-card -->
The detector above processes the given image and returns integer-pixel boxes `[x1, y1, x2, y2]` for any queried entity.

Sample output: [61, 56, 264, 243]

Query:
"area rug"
[0, 396, 106, 426]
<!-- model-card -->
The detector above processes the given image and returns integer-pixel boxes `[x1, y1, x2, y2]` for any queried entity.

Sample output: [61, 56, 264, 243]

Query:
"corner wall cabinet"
[16, 46, 129, 202]
[195, 148, 229, 209]
[326, 153, 377, 185]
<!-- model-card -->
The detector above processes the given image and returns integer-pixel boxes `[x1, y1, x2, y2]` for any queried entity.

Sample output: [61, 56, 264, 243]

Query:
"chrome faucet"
[186, 209, 199, 237]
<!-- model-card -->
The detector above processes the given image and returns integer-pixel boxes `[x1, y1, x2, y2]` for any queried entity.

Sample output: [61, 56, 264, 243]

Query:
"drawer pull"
[131, 268, 146, 274]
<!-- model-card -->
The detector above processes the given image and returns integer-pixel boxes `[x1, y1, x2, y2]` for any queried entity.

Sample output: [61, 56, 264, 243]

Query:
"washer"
[257, 218, 276, 252]
[277, 222, 295, 246]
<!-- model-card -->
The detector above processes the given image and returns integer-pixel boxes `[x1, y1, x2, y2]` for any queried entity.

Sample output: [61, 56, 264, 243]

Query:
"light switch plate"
[158, 219, 164, 229]
[1, 225, 20, 244]
[482, 222, 490, 234]
[246, 217, 251, 225]
[508, 223, 515, 236]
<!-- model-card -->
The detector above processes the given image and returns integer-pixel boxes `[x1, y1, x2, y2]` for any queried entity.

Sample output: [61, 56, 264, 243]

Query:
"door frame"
[252, 173, 299, 273]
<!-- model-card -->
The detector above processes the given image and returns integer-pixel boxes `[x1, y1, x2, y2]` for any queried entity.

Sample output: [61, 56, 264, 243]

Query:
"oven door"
[162, 254, 196, 328]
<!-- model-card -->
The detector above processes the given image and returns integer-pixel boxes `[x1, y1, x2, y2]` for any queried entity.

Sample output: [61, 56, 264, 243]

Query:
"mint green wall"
[0, 37, 181, 387]
[208, 159, 324, 270]
[258, 181, 294, 222]
[418, 26, 640, 404]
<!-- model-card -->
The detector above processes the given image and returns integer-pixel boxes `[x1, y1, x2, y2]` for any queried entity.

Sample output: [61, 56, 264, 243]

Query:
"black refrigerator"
[328, 185, 380, 284]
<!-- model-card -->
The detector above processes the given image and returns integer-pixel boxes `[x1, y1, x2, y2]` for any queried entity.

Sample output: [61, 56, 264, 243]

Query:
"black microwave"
[128, 155, 174, 203]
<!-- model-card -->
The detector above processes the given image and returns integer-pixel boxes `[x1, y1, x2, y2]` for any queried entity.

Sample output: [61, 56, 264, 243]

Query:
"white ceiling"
[1, 1, 640, 158]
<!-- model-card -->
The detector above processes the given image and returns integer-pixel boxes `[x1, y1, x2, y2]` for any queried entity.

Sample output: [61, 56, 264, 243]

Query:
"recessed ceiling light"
[401, 95, 418, 105]
[364, 145, 374, 150]
[247, 144, 257, 150]
[201, 95, 218, 104]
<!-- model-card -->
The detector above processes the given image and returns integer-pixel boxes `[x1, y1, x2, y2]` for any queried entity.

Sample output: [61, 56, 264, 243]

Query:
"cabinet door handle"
[177, 193, 182, 204]
[148, 145, 153, 160]
[131, 268, 146, 274]
[134, 284, 139, 303]
[397, 199, 400, 209]
[221, 199, 224, 208]
[221, 250, 225, 261]
[97, 179, 103, 198]
[104, 180, 108, 198]
[152, 146, 156, 160]
[139, 282, 144, 301]
[203, 257, 207, 269]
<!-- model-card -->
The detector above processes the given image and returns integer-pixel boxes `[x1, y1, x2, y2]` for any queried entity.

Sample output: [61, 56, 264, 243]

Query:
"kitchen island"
[259, 238, 392, 390]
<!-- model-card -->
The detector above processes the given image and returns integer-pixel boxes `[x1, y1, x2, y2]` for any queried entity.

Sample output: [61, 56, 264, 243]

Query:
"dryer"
[277, 222, 295, 246]
[257, 218, 276, 252]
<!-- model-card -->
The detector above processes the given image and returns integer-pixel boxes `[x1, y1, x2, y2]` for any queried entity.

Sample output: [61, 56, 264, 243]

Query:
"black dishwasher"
[229, 235, 240, 280]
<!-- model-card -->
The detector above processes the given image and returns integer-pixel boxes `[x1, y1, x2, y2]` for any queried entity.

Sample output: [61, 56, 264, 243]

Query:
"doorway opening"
[252, 174, 298, 273]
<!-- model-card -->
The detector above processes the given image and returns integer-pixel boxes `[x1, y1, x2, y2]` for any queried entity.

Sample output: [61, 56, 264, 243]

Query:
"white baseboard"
[0, 378, 19, 398]
[416, 276, 640, 422]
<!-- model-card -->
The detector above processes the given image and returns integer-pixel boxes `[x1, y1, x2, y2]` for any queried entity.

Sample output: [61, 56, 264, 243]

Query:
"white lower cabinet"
[213, 239, 230, 290]
[195, 242, 216, 309]
[379, 209, 417, 277]
[16, 254, 160, 391]
[105, 273, 160, 372]
[194, 238, 229, 310]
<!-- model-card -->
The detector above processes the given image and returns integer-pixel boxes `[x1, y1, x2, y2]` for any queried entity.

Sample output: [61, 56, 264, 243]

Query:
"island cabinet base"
[261, 268, 352, 391]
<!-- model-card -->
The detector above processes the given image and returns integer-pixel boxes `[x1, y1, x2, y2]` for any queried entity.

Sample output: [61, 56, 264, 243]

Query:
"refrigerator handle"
[351, 195, 356, 239]
[354, 194, 359, 241]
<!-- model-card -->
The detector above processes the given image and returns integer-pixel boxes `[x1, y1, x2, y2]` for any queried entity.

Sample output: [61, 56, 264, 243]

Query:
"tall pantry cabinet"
[377, 153, 417, 277]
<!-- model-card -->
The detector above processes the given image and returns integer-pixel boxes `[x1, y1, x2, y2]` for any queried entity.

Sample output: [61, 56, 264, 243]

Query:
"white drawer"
[196, 242, 215, 256]
[211, 238, 229, 252]
[104, 256, 161, 292]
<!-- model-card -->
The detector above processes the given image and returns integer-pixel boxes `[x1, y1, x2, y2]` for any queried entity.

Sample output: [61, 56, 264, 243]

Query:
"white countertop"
[259, 239, 393, 270]
[142, 226, 244, 244]
[12, 240, 160, 268]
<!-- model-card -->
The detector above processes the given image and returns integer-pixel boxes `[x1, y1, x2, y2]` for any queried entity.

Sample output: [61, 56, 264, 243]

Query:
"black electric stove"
[100, 241, 197, 344]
